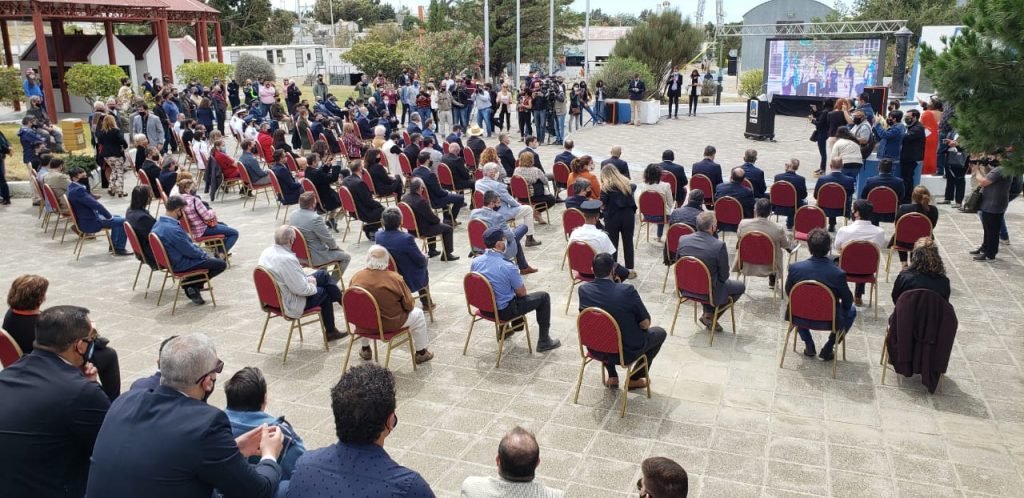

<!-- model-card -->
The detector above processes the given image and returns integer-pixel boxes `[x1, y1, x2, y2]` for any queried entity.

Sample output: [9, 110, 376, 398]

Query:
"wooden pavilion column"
[1, 21, 19, 111]
[192, 22, 203, 61]
[156, 20, 173, 83]
[200, 21, 209, 61]
[104, 21, 116, 65]
[214, 21, 223, 62]
[30, 8, 56, 122]
[50, 21, 70, 113]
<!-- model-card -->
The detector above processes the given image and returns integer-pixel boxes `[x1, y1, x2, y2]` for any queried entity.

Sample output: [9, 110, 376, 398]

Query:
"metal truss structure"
[716, 20, 908, 37]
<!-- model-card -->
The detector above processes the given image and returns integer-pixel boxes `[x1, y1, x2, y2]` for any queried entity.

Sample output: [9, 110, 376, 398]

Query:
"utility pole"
[584, 0, 590, 80]
[548, 0, 554, 75]
[329, 0, 336, 45]
[515, 0, 520, 84]
[483, 0, 490, 82]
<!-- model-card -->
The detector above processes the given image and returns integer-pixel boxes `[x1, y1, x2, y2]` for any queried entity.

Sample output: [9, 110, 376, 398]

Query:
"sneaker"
[414, 350, 435, 364]
[359, 346, 373, 360]
[524, 236, 542, 247]
[184, 287, 206, 305]
[536, 338, 562, 352]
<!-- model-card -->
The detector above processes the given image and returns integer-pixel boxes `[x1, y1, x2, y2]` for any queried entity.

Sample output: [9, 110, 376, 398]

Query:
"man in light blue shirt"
[475, 163, 540, 246]
[224, 366, 306, 479]
[469, 227, 560, 351]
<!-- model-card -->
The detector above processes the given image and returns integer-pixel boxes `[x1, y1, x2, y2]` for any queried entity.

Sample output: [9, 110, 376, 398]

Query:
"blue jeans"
[532, 110, 547, 142]
[593, 100, 605, 123]
[476, 107, 493, 136]
[643, 214, 665, 238]
[417, 108, 431, 127]
[798, 304, 857, 350]
[554, 113, 566, 142]
[305, 269, 342, 331]
[203, 222, 239, 251]
[580, 104, 597, 126]
[98, 216, 127, 251]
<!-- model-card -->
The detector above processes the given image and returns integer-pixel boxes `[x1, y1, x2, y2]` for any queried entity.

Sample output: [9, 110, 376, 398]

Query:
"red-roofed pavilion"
[0, 0, 221, 122]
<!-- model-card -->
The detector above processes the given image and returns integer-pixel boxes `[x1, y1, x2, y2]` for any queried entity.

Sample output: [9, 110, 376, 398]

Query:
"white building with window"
[223, 44, 356, 82]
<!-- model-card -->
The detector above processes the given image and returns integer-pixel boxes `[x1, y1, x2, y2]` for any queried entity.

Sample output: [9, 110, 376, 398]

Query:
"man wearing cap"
[476, 163, 541, 247]
[466, 125, 487, 166]
[578, 253, 667, 389]
[568, 200, 634, 281]
[471, 190, 535, 273]
[471, 227, 560, 351]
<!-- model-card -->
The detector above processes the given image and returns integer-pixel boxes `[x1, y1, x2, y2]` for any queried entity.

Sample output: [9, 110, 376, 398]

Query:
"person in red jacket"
[256, 122, 274, 161]
[211, 139, 241, 180]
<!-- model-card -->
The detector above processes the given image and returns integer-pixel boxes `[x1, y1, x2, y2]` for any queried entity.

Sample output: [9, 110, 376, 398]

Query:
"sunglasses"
[195, 359, 224, 385]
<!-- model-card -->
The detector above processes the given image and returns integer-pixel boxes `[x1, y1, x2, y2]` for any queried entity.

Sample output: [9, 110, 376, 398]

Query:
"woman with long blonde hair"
[599, 163, 637, 272]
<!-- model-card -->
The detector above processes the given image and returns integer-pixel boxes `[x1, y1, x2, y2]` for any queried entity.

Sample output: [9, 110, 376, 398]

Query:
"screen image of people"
[766, 39, 882, 98]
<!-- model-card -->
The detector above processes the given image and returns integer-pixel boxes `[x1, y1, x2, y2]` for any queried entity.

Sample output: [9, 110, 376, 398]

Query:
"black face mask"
[905, 118, 914, 126]
[853, 117, 864, 125]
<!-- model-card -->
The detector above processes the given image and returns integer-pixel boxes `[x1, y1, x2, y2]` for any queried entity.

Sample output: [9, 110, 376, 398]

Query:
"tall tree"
[450, 0, 582, 78]
[853, 0, 964, 39]
[208, 0, 274, 45]
[341, 41, 407, 79]
[426, 0, 449, 32]
[919, 0, 1024, 174]
[407, 31, 482, 80]
[265, 9, 296, 44]
[612, 9, 703, 90]
[311, 0, 395, 28]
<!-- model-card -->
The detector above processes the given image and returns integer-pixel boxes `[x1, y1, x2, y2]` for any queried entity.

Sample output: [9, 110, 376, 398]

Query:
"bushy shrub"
[701, 78, 716, 97]
[234, 54, 276, 83]
[738, 69, 765, 99]
[64, 152, 99, 173]
[65, 65, 126, 105]
[0, 66, 22, 106]
[177, 61, 234, 87]
[592, 57, 655, 100]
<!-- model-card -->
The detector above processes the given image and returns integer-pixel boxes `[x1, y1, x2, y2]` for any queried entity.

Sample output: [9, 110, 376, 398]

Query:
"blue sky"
[351, 0, 762, 23]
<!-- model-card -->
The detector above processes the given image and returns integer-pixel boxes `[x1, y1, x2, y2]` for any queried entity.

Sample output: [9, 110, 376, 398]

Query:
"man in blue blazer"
[740, 149, 767, 198]
[772, 158, 808, 228]
[412, 150, 464, 224]
[578, 253, 667, 389]
[0, 306, 111, 498]
[600, 145, 630, 178]
[861, 158, 905, 224]
[270, 150, 303, 206]
[87, 334, 284, 498]
[714, 167, 756, 228]
[784, 228, 857, 359]
[814, 157, 856, 231]
[374, 207, 431, 306]
[553, 139, 577, 169]
[66, 167, 130, 255]
[692, 145, 723, 188]
[659, 149, 688, 206]
[151, 196, 227, 304]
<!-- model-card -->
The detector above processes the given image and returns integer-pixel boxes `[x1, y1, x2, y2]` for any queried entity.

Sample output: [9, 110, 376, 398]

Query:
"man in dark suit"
[341, 160, 384, 240]
[518, 135, 544, 172]
[440, 143, 475, 190]
[784, 228, 857, 359]
[496, 132, 517, 178]
[86, 334, 284, 498]
[814, 156, 856, 231]
[659, 149, 688, 206]
[669, 189, 704, 229]
[772, 158, 809, 228]
[412, 150, 464, 224]
[446, 125, 464, 148]
[676, 211, 746, 331]
[270, 149, 303, 206]
[0, 306, 111, 498]
[715, 167, 756, 225]
[601, 145, 630, 178]
[899, 109, 926, 202]
[402, 133, 422, 165]
[740, 149, 767, 198]
[554, 139, 577, 168]
[66, 167, 131, 255]
[374, 207, 433, 309]
[861, 158, 905, 224]
[691, 145, 723, 189]
[578, 253, 667, 389]
[402, 178, 458, 260]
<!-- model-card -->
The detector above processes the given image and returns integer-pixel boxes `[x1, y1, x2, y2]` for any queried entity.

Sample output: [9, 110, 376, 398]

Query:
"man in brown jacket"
[349, 245, 434, 364]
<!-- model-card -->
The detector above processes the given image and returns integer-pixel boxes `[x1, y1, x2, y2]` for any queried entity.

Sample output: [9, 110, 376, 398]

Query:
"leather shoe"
[359, 346, 373, 360]
[414, 350, 435, 364]
[803, 345, 816, 357]
[519, 266, 538, 275]
[536, 338, 562, 352]
[443, 253, 460, 262]
[325, 329, 347, 341]
[699, 316, 723, 332]
[427, 249, 441, 258]
[819, 348, 835, 361]
[627, 378, 649, 390]
[184, 287, 206, 305]
[113, 249, 132, 256]
[973, 254, 993, 262]
[524, 236, 542, 247]
[854, 296, 863, 307]
[969, 247, 983, 255]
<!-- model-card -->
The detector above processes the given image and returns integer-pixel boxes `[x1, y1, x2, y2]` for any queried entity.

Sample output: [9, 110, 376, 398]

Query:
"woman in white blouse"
[513, 152, 558, 224]
[634, 163, 674, 242]
[830, 125, 864, 178]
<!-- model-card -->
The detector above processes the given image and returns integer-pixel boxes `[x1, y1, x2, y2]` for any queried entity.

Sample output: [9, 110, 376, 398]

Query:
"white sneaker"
[1001, 239, 1010, 245]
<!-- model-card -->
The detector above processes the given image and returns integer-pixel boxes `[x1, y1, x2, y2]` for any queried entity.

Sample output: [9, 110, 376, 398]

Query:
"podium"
[743, 98, 775, 141]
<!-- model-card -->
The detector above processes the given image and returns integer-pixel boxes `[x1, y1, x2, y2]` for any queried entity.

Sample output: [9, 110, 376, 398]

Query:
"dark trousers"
[495, 104, 511, 130]
[594, 327, 667, 380]
[816, 136, 828, 172]
[981, 211, 1005, 258]
[497, 291, 551, 339]
[667, 95, 680, 117]
[944, 164, 966, 204]
[798, 305, 857, 350]
[604, 211, 636, 269]
[422, 223, 454, 255]
[512, 224, 529, 269]
[701, 279, 745, 314]
[936, 133, 947, 175]
[0, 157, 9, 201]
[439, 193, 465, 221]
[841, 164, 861, 180]
[92, 344, 121, 401]
[688, 93, 698, 115]
[181, 257, 228, 291]
[518, 111, 533, 137]
[899, 161, 919, 203]
[305, 269, 342, 331]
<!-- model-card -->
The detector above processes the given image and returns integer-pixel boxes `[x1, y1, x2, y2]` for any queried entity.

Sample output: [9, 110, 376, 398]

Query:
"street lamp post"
[515, 0, 520, 84]
[548, 0, 554, 75]
[584, 0, 590, 80]
[329, 0, 336, 45]
[484, 0, 490, 83]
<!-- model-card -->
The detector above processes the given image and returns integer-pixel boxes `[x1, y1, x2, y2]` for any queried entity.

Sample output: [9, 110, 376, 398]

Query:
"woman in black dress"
[688, 69, 701, 116]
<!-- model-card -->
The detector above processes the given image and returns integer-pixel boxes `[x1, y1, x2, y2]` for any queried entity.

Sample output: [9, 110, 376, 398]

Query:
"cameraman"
[972, 151, 1012, 261]
[552, 76, 568, 145]
[531, 80, 548, 143]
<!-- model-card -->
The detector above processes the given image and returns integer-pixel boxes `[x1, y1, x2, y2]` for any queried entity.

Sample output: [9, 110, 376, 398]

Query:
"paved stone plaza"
[2, 113, 1024, 497]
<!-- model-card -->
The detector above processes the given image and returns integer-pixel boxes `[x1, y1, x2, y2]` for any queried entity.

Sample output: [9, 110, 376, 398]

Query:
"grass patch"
[1, 122, 95, 181]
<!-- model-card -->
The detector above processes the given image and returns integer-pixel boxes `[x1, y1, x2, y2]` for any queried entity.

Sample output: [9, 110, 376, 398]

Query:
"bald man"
[461, 426, 564, 497]
[600, 145, 630, 179]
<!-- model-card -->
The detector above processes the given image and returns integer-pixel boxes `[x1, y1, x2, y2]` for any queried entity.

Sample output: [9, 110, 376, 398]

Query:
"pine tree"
[426, 0, 449, 33]
[920, 0, 1024, 174]
[612, 9, 703, 91]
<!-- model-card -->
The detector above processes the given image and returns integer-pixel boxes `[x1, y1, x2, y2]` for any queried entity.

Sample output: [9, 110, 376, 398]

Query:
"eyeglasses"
[195, 359, 224, 385]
